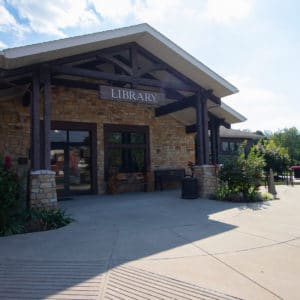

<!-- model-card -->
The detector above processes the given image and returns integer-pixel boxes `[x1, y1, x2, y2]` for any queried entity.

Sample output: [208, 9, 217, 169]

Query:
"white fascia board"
[1, 24, 146, 60]
[141, 24, 239, 95]
[1, 24, 238, 95]
[221, 101, 247, 123]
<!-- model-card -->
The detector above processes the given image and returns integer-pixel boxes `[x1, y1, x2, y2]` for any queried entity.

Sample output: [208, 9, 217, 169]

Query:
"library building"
[0, 24, 245, 207]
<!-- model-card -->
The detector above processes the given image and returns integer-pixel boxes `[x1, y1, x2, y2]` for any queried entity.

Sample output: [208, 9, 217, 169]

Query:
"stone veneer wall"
[0, 98, 31, 176]
[193, 165, 218, 198]
[30, 170, 57, 208]
[0, 86, 195, 194]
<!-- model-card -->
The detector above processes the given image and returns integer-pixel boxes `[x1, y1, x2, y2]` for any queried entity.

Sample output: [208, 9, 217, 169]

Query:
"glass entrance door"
[69, 145, 91, 193]
[50, 129, 92, 198]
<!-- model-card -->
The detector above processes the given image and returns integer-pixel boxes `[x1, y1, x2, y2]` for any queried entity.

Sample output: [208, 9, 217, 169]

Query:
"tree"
[271, 127, 300, 165]
[253, 139, 290, 174]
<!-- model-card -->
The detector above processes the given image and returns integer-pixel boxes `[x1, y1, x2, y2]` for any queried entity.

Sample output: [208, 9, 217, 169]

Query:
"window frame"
[104, 124, 150, 179]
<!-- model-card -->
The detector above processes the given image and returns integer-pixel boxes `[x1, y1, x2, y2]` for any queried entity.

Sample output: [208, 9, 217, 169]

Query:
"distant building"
[219, 127, 263, 160]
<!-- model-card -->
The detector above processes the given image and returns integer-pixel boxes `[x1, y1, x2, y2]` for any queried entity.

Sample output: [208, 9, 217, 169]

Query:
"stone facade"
[0, 86, 195, 194]
[30, 170, 57, 208]
[193, 165, 218, 198]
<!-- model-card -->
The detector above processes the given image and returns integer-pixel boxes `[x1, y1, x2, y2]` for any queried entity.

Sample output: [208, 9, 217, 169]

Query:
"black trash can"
[181, 177, 198, 199]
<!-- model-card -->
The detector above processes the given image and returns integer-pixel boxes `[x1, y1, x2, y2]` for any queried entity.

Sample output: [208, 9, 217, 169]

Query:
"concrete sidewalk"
[0, 185, 299, 299]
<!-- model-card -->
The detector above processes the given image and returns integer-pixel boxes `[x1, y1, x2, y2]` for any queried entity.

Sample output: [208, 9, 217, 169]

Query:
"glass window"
[130, 132, 145, 144]
[69, 131, 90, 143]
[222, 142, 229, 152]
[229, 142, 236, 152]
[106, 126, 148, 175]
[130, 149, 146, 172]
[108, 149, 123, 170]
[51, 130, 67, 142]
[108, 132, 122, 144]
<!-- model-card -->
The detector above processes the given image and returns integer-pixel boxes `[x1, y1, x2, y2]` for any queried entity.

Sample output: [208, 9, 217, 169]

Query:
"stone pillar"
[30, 170, 57, 208]
[193, 165, 218, 198]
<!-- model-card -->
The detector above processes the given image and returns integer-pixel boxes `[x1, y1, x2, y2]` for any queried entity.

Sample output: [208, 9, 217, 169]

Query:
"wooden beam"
[31, 71, 40, 170]
[142, 73, 184, 101]
[53, 77, 183, 103]
[186, 117, 230, 133]
[98, 53, 133, 75]
[0, 67, 32, 79]
[130, 44, 139, 88]
[48, 43, 132, 66]
[52, 78, 99, 90]
[0, 85, 29, 102]
[185, 124, 196, 134]
[50, 64, 197, 92]
[137, 64, 167, 77]
[155, 95, 196, 117]
[135, 43, 221, 105]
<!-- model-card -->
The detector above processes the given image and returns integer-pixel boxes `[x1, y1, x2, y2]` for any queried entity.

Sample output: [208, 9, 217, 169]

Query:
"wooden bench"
[154, 168, 185, 191]
[107, 172, 149, 194]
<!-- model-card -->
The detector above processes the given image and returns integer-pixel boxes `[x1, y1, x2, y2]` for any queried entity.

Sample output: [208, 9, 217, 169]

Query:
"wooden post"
[215, 120, 220, 164]
[41, 67, 51, 170]
[201, 96, 209, 164]
[210, 118, 220, 164]
[195, 91, 204, 165]
[195, 90, 210, 165]
[31, 71, 40, 170]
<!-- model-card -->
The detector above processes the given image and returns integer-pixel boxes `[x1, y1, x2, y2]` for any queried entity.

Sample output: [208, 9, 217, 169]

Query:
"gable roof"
[0, 23, 238, 98]
[220, 126, 263, 139]
[0, 23, 246, 124]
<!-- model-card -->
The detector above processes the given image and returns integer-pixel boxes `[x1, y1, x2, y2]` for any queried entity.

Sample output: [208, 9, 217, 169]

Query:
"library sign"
[99, 86, 164, 105]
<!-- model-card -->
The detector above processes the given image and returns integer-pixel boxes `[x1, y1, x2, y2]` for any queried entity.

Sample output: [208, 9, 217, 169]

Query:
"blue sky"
[1, 0, 299, 132]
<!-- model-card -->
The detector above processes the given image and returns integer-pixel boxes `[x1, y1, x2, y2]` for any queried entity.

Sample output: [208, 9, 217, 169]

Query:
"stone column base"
[30, 170, 57, 208]
[193, 165, 218, 198]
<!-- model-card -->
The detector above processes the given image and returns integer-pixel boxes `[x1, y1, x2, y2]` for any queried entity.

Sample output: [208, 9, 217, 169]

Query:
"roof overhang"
[0, 24, 238, 98]
[0, 23, 245, 124]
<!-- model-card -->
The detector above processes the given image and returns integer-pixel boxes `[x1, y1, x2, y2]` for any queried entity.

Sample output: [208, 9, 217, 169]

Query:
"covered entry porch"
[0, 24, 245, 206]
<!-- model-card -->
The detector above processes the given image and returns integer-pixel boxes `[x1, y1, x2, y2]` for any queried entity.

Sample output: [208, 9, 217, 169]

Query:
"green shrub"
[217, 149, 265, 201]
[0, 156, 73, 237]
[22, 208, 73, 233]
[1, 208, 73, 236]
[0, 156, 23, 234]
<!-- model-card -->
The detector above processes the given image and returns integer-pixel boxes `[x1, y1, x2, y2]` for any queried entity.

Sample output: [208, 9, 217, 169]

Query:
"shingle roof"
[220, 126, 263, 139]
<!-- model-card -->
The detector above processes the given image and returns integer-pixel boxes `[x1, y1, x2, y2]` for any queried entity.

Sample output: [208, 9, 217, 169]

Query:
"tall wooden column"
[195, 91, 204, 165]
[202, 96, 209, 164]
[210, 118, 220, 164]
[195, 90, 209, 165]
[31, 71, 40, 170]
[41, 67, 52, 170]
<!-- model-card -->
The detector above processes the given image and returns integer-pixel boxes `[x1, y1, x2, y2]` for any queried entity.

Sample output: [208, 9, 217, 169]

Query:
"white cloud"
[8, 0, 101, 37]
[0, 0, 28, 37]
[0, 40, 7, 49]
[1, 0, 256, 41]
[203, 0, 254, 23]
[89, 0, 134, 22]
[225, 76, 300, 132]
